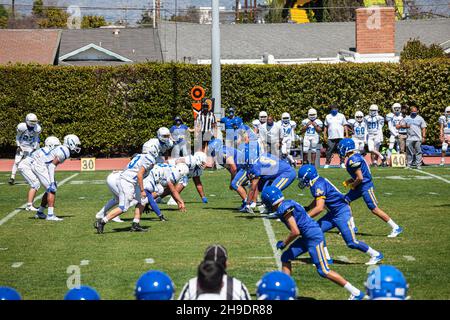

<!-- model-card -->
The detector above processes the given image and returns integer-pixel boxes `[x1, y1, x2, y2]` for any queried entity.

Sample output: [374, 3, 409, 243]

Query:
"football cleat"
[365, 253, 384, 265]
[167, 196, 177, 206]
[258, 205, 270, 214]
[388, 226, 403, 238]
[159, 215, 168, 222]
[130, 222, 148, 232]
[112, 216, 124, 223]
[94, 219, 105, 234]
[340, 163, 346, 169]
[349, 292, 366, 300]
[34, 212, 47, 219]
[8, 178, 15, 185]
[46, 215, 63, 221]
[25, 206, 39, 212]
[240, 205, 254, 214]
[440, 159, 445, 166]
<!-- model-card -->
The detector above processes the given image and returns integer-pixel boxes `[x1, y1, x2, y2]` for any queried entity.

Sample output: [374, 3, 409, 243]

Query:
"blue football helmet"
[297, 164, 319, 189]
[0, 287, 21, 300]
[64, 286, 100, 300]
[261, 186, 284, 209]
[338, 138, 356, 157]
[257, 271, 297, 300]
[208, 138, 223, 157]
[135, 270, 174, 300]
[365, 265, 408, 300]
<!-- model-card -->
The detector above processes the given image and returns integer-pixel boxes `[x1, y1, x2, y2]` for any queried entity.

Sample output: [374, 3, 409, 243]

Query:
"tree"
[400, 39, 446, 61]
[137, 9, 154, 27]
[32, 0, 44, 17]
[0, 4, 8, 28]
[81, 15, 108, 28]
[36, 6, 69, 28]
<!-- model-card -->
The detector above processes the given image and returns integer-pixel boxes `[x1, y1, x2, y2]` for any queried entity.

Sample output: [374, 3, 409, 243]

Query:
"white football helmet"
[445, 106, 450, 116]
[175, 163, 190, 178]
[63, 134, 81, 153]
[25, 113, 38, 128]
[44, 136, 61, 149]
[157, 127, 171, 145]
[281, 112, 291, 124]
[252, 119, 260, 129]
[308, 108, 317, 121]
[142, 139, 160, 158]
[259, 111, 268, 123]
[392, 103, 401, 114]
[194, 151, 207, 169]
[369, 104, 379, 117]
[355, 111, 364, 122]
[151, 164, 166, 182]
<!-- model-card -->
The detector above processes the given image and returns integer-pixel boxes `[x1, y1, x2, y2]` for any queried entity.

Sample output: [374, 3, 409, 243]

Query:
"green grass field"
[0, 167, 449, 300]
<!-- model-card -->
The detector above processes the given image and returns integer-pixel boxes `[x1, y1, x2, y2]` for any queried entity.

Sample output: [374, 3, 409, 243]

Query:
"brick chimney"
[356, 7, 395, 54]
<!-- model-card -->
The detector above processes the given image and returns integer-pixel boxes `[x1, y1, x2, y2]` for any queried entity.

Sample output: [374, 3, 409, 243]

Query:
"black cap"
[204, 244, 228, 269]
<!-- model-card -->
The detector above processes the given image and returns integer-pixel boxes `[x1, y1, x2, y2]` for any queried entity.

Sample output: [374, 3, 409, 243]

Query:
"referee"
[178, 244, 251, 300]
[195, 99, 217, 153]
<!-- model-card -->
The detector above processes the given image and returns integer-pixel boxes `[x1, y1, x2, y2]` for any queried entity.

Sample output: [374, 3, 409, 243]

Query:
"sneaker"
[8, 178, 14, 185]
[130, 222, 148, 232]
[258, 205, 269, 214]
[25, 206, 39, 212]
[416, 166, 422, 170]
[340, 163, 346, 169]
[365, 253, 384, 265]
[324, 165, 330, 169]
[34, 212, 47, 219]
[349, 292, 366, 300]
[46, 215, 63, 221]
[167, 196, 177, 206]
[94, 219, 106, 234]
[387, 226, 403, 238]
[239, 205, 254, 214]
[440, 159, 445, 166]
[112, 216, 124, 223]
[249, 202, 257, 209]
[159, 215, 168, 222]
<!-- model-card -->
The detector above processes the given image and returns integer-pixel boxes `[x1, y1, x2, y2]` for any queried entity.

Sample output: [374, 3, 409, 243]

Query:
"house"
[0, 29, 61, 65]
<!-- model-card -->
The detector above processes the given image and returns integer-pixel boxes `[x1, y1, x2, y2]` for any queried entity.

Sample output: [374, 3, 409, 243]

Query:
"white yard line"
[403, 255, 416, 261]
[413, 169, 450, 184]
[0, 173, 79, 226]
[262, 218, 282, 271]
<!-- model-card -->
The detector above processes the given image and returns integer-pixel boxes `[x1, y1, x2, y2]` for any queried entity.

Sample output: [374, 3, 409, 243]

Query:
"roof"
[59, 28, 163, 65]
[159, 19, 450, 62]
[0, 29, 61, 65]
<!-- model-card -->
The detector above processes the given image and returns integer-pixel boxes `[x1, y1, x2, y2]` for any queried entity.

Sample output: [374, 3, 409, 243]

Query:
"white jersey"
[277, 120, 297, 141]
[252, 119, 261, 131]
[301, 119, 323, 138]
[32, 145, 71, 165]
[120, 153, 156, 184]
[348, 119, 368, 140]
[259, 122, 281, 146]
[16, 123, 42, 152]
[364, 115, 384, 136]
[439, 115, 450, 135]
[385, 112, 404, 137]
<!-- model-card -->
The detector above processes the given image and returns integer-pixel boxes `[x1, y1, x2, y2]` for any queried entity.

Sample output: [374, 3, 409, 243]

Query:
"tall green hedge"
[0, 60, 449, 156]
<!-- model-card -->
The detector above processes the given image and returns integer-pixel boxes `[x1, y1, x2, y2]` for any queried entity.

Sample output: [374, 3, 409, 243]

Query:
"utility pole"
[211, 0, 221, 119]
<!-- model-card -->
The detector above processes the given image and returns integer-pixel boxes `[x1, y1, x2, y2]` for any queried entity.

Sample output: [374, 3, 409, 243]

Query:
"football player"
[95, 170, 128, 223]
[298, 165, 384, 265]
[277, 112, 297, 167]
[256, 271, 297, 300]
[261, 186, 366, 300]
[385, 103, 404, 165]
[365, 265, 409, 300]
[252, 111, 268, 134]
[243, 153, 296, 213]
[31, 134, 81, 221]
[439, 106, 450, 166]
[365, 105, 386, 166]
[94, 151, 156, 233]
[9, 113, 42, 185]
[339, 138, 403, 237]
[142, 127, 174, 163]
[300, 108, 323, 165]
[347, 111, 367, 153]
[18, 136, 61, 212]
[259, 116, 281, 155]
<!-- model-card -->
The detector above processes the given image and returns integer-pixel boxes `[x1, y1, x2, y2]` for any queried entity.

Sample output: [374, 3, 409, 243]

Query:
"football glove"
[276, 240, 286, 250]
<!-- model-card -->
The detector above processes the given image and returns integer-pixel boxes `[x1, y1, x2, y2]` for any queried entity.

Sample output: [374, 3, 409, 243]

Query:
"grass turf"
[0, 166, 449, 300]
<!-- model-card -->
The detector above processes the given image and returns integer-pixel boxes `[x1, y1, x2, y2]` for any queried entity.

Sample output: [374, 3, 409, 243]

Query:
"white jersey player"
[95, 171, 128, 223]
[142, 127, 174, 163]
[252, 111, 268, 153]
[259, 116, 281, 155]
[9, 113, 42, 185]
[385, 103, 404, 162]
[348, 111, 368, 153]
[300, 108, 323, 165]
[365, 104, 385, 166]
[277, 112, 297, 166]
[95, 151, 156, 233]
[439, 106, 450, 166]
[30, 134, 81, 221]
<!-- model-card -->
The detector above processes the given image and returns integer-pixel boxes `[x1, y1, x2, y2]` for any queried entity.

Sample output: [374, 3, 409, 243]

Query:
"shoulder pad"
[35, 124, 42, 133]
[17, 123, 27, 132]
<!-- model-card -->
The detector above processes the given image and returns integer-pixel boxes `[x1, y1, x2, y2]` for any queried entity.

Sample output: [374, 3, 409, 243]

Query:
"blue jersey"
[249, 154, 292, 180]
[221, 116, 242, 130]
[309, 177, 347, 213]
[346, 153, 372, 184]
[170, 124, 188, 142]
[275, 200, 322, 238]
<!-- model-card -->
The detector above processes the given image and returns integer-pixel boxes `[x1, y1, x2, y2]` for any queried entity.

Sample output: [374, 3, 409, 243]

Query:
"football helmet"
[25, 113, 38, 128]
[64, 286, 100, 300]
[63, 134, 81, 153]
[297, 164, 319, 189]
[194, 151, 207, 169]
[256, 271, 297, 300]
[261, 186, 284, 209]
[308, 108, 317, 121]
[176, 163, 190, 177]
[281, 112, 291, 124]
[445, 106, 450, 116]
[142, 139, 160, 158]
[0, 287, 21, 300]
[135, 270, 174, 300]
[369, 104, 379, 117]
[259, 111, 268, 123]
[365, 265, 408, 300]
[44, 136, 61, 149]
[392, 103, 401, 114]
[157, 127, 171, 145]
[355, 111, 364, 122]
[338, 138, 356, 157]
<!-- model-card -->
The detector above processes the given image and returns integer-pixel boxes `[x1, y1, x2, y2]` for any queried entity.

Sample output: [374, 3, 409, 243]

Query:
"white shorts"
[31, 161, 51, 190]
[352, 138, 366, 152]
[303, 136, 319, 152]
[18, 157, 40, 190]
[118, 178, 137, 212]
[367, 135, 381, 152]
[107, 172, 121, 199]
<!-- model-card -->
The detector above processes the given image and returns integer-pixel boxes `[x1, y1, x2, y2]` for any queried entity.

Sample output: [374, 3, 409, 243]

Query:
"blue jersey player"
[298, 165, 383, 265]
[261, 186, 366, 300]
[338, 138, 403, 238]
[244, 154, 296, 213]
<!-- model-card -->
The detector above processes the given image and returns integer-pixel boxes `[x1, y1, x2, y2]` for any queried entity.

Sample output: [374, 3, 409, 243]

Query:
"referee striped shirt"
[178, 274, 251, 300]
[196, 111, 216, 133]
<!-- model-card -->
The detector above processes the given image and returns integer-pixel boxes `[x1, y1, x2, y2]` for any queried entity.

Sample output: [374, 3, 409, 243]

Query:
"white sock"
[133, 218, 140, 224]
[344, 282, 361, 296]
[387, 219, 399, 229]
[48, 207, 54, 216]
[323, 246, 331, 260]
[366, 247, 380, 257]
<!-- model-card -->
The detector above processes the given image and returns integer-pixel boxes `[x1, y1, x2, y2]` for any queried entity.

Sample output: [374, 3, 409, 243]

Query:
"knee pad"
[346, 241, 359, 250]
[443, 143, 448, 152]
[31, 181, 41, 190]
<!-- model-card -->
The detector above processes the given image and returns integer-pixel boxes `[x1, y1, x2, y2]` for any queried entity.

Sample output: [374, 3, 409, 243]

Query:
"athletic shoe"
[94, 219, 105, 234]
[112, 216, 124, 223]
[340, 163, 346, 169]
[249, 202, 257, 209]
[167, 196, 177, 206]
[159, 215, 168, 222]
[46, 215, 63, 221]
[324, 165, 330, 169]
[349, 292, 366, 300]
[25, 206, 39, 212]
[365, 253, 384, 265]
[440, 159, 445, 166]
[239, 205, 254, 214]
[387, 226, 403, 238]
[416, 166, 422, 170]
[130, 222, 148, 232]
[34, 212, 47, 219]
[8, 178, 14, 185]
[258, 205, 269, 214]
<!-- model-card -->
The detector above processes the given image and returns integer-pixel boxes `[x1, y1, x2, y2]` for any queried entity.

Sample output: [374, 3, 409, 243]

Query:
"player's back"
[346, 152, 372, 183]
[121, 153, 155, 182]
[365, 115, 383, 135]
[254, 154, 291, 179]
[32, 145, 70, 165]
[310, 177, 347, 212]
[277, 200, 321, 237]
